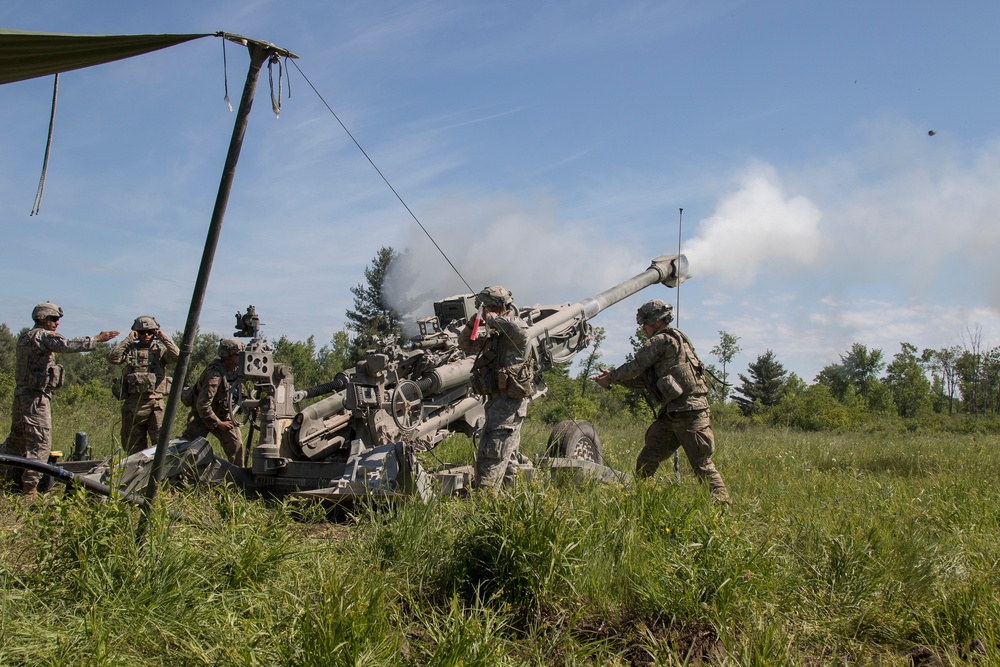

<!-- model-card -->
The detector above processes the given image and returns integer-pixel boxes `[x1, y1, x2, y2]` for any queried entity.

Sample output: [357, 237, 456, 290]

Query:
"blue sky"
[2, 1, 999, 382]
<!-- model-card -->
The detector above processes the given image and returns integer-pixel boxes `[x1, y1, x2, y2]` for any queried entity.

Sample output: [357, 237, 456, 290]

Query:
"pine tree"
[734, 349, 787, 415]
[345, 247, 403, 363]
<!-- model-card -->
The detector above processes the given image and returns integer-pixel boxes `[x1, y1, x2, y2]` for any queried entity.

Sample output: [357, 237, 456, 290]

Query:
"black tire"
[546, 420, 603, 464]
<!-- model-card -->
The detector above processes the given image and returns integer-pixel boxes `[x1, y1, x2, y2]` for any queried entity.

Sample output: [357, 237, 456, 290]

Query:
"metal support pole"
[144, 44, 271, 503]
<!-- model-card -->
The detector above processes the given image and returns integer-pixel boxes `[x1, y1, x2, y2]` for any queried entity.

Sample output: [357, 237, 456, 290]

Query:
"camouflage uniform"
[606, 323, 730, 503]
[460, 289, 532, 489]
[107, 334, 179, 454]
[182, 358, 245, 467]
[1, 327, 99, 489]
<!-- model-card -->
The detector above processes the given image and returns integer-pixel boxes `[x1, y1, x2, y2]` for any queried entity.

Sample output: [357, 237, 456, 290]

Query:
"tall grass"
[2, 415, 1000, 665]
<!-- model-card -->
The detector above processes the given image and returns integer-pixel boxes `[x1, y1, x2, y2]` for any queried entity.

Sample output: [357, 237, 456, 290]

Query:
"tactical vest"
[15, 328, 64, 392]
[660, 327, 709, 398]
[470, 329, 536, 401]
[118, 343, 170, 397]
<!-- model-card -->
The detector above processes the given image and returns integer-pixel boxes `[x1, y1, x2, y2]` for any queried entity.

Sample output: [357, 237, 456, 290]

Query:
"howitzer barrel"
[524, 253, 687, 340]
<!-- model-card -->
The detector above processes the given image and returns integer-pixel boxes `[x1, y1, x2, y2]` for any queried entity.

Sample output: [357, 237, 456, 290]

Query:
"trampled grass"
[2, 410, 999, 665]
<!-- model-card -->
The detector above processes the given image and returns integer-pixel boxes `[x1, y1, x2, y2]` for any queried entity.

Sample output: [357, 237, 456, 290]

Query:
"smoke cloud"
[383, 195, 638, 332]
[682, 163, 823, 285]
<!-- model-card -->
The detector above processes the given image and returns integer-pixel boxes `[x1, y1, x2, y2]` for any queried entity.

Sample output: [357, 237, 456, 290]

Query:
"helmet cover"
[476, 285, 513, 310]
[32, 302, 63, 322]
[636, 299, 674, 326]
[218, 338, 244, 358]
[131, 315, 160, 332]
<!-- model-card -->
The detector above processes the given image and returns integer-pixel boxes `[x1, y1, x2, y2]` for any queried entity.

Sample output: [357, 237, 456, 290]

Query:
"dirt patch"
[574, 616, 724, 666]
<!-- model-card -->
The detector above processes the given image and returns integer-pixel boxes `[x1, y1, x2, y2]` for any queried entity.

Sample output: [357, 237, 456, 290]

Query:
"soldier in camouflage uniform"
[595, 300, 730, 503]
[181, 338, 246, 467]
[459, 286, 537, 489]
[107, 315, 180, 455]
[0, 302, 119, 496]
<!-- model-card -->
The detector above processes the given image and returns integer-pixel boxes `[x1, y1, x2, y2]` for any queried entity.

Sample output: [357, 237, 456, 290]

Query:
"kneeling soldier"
[182, 338, 246, 467]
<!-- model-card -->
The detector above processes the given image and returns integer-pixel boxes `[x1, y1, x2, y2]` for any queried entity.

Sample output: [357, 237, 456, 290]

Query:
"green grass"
[2, 401, 1000, 665]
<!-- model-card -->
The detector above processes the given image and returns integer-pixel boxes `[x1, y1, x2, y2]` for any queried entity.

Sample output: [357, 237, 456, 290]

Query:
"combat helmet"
[218, 338, 244, 358]
[636, 299, 673, 326]
[131, 315, 160, 332]
[32, 302, 63, 322]
[476, 285, 514, 311]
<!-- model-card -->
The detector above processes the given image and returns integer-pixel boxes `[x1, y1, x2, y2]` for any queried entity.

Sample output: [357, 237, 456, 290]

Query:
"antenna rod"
[676, 208, 683, 326]
[674, 207, 683, 481]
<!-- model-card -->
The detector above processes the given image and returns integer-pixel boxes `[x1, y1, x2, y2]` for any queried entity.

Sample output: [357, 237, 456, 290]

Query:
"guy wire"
[290, 60, 474, 294]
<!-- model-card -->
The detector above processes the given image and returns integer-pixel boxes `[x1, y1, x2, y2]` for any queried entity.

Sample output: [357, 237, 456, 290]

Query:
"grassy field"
[1, 398, 999, 666]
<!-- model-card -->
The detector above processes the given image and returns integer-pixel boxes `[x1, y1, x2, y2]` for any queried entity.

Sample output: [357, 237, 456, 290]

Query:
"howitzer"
[57, 254, 688, 502]
[237, 252, 688, 501]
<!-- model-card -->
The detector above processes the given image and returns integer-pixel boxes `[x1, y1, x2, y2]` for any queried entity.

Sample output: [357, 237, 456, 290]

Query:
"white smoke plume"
[383, 194, 639, 334]
[682, 163, 823, 285]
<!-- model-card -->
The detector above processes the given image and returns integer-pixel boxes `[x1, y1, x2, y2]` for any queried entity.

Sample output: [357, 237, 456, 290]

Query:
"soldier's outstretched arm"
[42, 330, 118, 353]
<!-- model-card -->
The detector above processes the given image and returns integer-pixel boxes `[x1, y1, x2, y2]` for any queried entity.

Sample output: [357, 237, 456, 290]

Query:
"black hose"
[294, 374, 349, 402]
[0, 454, 203, 526]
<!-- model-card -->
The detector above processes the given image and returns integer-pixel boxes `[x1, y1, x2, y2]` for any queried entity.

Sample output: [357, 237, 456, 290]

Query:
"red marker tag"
[470, 304, 484, 340]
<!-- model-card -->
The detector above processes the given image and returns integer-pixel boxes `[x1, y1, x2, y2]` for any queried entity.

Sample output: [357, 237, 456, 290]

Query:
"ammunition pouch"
[498, 364, 533, 400]
[46, 364, 65, 391]
[124, 372, 158, 396]
[181, 386, 196, 408]
[656, 375, 684, 404]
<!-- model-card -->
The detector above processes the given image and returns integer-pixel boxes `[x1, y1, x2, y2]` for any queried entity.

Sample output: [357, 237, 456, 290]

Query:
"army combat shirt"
[606, 328, 709, 413]
[15, 328, 98, 393]
[190, 359, 236, 430]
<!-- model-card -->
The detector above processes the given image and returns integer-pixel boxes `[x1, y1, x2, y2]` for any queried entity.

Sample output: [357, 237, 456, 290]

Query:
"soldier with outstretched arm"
[594, 299, 730, 503]
[459, 286, 534, 489]
[1, 302, 119, 498]
[107, 315, 180, 455]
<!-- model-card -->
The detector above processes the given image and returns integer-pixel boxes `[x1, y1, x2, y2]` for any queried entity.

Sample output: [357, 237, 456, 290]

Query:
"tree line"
[2, 245, 996, 434]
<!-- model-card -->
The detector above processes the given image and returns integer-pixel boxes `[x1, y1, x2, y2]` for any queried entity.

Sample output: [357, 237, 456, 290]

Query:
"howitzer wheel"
[390, 380, 424, 431]
[546, 420, 603, 465]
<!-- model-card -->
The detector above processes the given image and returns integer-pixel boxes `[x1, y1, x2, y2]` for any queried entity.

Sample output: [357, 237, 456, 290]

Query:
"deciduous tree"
[883, 342, 932, 417]
[710, 330, 741, 402]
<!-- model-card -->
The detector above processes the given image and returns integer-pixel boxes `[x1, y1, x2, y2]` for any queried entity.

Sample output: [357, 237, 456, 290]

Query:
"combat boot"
[21, 481, 38, 501]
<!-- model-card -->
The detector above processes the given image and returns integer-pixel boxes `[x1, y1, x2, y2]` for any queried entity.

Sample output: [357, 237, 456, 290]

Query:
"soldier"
[594, 299, 730, 503]
[0, 302, 119, 497]
[181, 338, 246, 467]
[459, 286, 535, 489]
[107, 315, 180, 455]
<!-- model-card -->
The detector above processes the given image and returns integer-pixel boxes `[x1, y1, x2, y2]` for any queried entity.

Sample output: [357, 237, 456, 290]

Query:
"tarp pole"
[144, 43, 271, 503]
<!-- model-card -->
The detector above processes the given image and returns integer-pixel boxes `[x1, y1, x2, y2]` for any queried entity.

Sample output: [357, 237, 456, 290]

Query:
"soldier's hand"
[127, 330, 138, 341]
[155, 329, 168, 341]
[96, 330, 120, 343]
[593, 369, 612, 389]
[217, 420, 235, 431]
